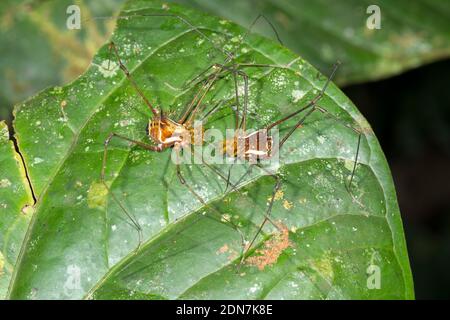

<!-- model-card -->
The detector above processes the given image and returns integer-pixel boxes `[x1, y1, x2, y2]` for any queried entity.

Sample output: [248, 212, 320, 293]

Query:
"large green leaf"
[5, 0, 413, 299]
[0, 121, 34, 299]
[170, 0, 450, 85]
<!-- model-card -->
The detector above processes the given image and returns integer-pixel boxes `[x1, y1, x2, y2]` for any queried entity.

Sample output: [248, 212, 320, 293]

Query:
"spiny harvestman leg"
[192, 64, 249, 129]
[199, 63, 251, 192]
[182, 11, 283, 89]
[108, 41, 159, 116]
[95, 13, 232, 125]
[238, 164, 282, 270]
[178, 69, 223, 124]
[176, 63, 252, 195]
[191, 59, 309, 138]
[172, 148, 247, 258]
[181, 62, 252, 194]
[242, 14, 284, 46]
[94, 13, 233, 59]
[180, 143, 281, 262]
[101, 137, 247, 256]
[234, 62, 364, 267]
[268, 62, 363, 192]
[200, 99, 238, 128]
[187, 12, 283, 78]
[106, 30, 246, 257]
[180, 12, 284, 126]
[180, 63, 243, 130]
[96, 12, 284, 126]
[180, 59, 251, 127]
[101, 132, 164, 252]
[192, 65, 283, 267]
[314, 105, 363, 191]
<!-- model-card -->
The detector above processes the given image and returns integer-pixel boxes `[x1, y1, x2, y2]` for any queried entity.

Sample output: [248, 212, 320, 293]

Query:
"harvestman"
[96, 13, 283, 255]
[97, 13, 363, 267]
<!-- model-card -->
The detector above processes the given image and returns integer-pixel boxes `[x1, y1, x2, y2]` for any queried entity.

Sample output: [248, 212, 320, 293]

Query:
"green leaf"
[169, 0, 450, 85]
[0, 121, 34, 299]
[6, 0, 413, 299]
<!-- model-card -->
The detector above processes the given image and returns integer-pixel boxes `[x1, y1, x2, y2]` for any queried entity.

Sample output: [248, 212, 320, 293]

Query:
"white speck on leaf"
[0, 179, 11, 188]
[249, 283, 261, 294]
[98, 60, 119, 78]
[317, 135, 326, 144]
[33, 157, 44, 165]
[292, 89, 306, 103]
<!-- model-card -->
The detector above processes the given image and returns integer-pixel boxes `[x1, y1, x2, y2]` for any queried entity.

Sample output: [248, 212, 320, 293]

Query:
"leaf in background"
[0, 0, 125, 122]
[0, 121, 34, 299]
[169, 0, 450, 85]
[5, 0, 413, 299]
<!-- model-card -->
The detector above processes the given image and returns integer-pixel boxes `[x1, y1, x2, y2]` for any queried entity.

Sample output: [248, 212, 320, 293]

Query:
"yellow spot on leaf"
[221, 214, 231, 223]
[87, 182, 108, 209]
[272, 190, 284, 201]
[309, 253, 334, 282]
[344, 159, 355, 171]
[283, 199, 293, 210]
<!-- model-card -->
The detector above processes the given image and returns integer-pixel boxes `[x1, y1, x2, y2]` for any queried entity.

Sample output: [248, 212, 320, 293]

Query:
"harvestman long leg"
[231, 62, 364, 267]
[108, 42, 159, 116]
[101, 133, 164, 251]
[93, 13, 233, 126]
[179, 57, 363, 268]
[102, 41, 249, 253]
[180, 12, 285, 127]
[101, 133, 247, 254]
[101, 13, 362, 267]
[96, 12, 284, 128]
[173, 147, 247, 255]
[234, 163, 283, 270]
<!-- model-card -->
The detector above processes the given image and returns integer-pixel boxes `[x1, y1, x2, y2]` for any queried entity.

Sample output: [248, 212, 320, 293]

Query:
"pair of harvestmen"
[99, 13, 363, 267]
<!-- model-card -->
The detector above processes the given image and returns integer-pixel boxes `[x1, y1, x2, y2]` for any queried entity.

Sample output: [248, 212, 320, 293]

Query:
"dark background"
[344, 59, 450, 299]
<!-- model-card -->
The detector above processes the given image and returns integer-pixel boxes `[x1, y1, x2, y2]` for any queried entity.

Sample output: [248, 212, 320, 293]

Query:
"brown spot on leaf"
[246, 222, 291, 270]
[216, 243, 238, 261]
[217, 244, 229, 254]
